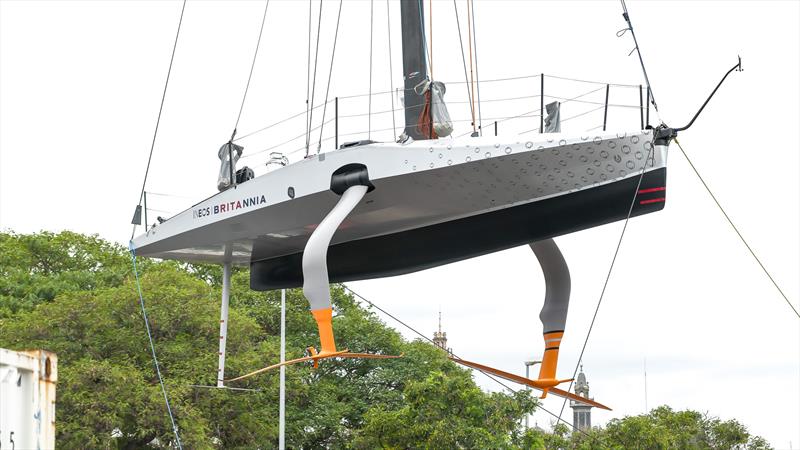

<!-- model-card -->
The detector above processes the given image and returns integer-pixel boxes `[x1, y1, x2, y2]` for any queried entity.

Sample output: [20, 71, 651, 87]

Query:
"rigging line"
[675, 138, 800, 319]
[306, 0, 324, 156]
[334, 92, 543, 120]
[546, 74, 639, 88]
[448, 73, 540, 85]
[340, 284, 592, 438]
[145, 207, 174, 215]
[234, 100, 333, 143]
[387, 0, 397, 139]
[129, 245, 183, 449]
[546, 95, 642, 109]
[469, 0, 483, 135]
[557, 141, 656, 422]
[429, 0, 433, 79]
[331, 73, 531, 100]
[452, 0, 475, 133]
[618, 0, 659, 112]
[317, 0, 344, 153]
[476, 85, 601, 137]
[454, 107, 543, 138]
[418, 0, 431, 76]
[466, 0, 476, 134]
[131, 0, 187, 241]
[143, 191, 195, 199]
[242, 118, 335, 160]
[317, 72, 637, 100]
[552, 85, 607, 104]
[232, 0, 271, 136]
[560, 105, 606, 122]
[517, 106, 606, 135]
[368, 0, 374, 140]
[304, 0, 312, 157]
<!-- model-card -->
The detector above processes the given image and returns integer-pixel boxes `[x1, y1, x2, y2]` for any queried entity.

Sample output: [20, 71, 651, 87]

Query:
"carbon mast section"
[400, 0, 427, 141]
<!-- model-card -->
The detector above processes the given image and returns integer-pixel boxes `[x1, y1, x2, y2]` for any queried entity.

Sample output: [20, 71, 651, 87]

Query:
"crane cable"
[428, 0, 434, 79]
[466, 0, 477, 134]
[305, 0, 324, 156]
[126, 0, 188, 439]
[556, 1, 671, 417]
[368, 0, 374, 140]
[557, 142, 656, 421]
[617, 0, 660, 118]
[316, 0, 344, 153]
[452, 0, 476, 134]
[304, 0, 312, 157]
[231, 0, 271, 140]
[130, 0, 187, 241]
[675, 138, 799, 319]
[341, 284, 595, 439]
[129, 0, 186, 432]
[129, 246, 183, 449]
[470, 0, 483, 135]
[387, 0, 397, 139]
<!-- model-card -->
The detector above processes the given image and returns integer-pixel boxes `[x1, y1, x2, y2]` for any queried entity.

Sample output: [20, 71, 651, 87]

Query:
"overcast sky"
[1, 0, 799, 447]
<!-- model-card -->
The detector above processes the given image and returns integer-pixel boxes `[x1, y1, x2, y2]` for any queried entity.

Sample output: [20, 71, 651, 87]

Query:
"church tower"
[570, 365, 593, 432]
[432, 310, 451, 354]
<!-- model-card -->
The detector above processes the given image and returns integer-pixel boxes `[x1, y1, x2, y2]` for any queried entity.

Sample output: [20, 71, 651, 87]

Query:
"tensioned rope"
[238, 82, 641, 162]
[126, 1, 187, 442]
[340, 284, 593, 439]
[305, 0, 324, 156]
[129, 246, 183, 449]
[674, 138, 799, 319]
[428, 0, 434, 78]
[316, 0, 344, 153]
[131, 0, 187, 241]
[557, 141, 656, 421]
[618, 0, 660, 116]
[231, 0, 271, 139]
[304, 0, 313, 156]
[368, 0, 374, 140]
[466, 0, 477, 135]
[234, 100, 332, 143]
[469, 0, 483, 135]
[417, 0, 431, 79]
[386, 0, 397, 139]
[452, 0, 475, 133]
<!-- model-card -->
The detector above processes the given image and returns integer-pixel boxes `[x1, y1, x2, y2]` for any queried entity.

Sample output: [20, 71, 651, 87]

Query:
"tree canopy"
[0, 231, 772, 449]
[0, 231, 538, 448]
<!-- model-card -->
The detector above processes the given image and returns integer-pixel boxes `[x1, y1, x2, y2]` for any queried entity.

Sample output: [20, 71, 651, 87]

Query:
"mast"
[399, 0, 428, 140]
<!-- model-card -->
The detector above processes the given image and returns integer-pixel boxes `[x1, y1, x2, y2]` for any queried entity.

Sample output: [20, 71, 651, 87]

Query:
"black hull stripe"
[251, 167, 667, 290]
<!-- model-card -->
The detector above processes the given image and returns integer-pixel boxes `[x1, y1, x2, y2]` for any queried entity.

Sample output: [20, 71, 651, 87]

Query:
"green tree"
[567, 406, 773, 450]
[0, 231, 131, 318]
[1, 263, 275, 448]
[352, 343, 538, 449]
[0, 231, 538, 449]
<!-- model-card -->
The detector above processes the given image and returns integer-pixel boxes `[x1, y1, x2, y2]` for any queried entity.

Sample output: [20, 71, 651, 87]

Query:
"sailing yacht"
[129, 0, 697, 408]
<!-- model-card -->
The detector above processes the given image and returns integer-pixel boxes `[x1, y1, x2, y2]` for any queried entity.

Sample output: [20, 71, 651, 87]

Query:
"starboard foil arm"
[448, 356, 610, 410]
[228, 167, 401, 382]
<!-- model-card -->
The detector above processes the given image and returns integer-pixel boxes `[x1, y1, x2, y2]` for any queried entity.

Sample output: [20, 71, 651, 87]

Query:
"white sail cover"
[545, 101, 561, 133]
[430, 81, 453, 137]
[217, 142, 244, 191]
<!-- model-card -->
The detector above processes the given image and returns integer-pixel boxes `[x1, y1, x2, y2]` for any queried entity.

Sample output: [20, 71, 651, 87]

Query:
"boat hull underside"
[250, 167, 667, 290]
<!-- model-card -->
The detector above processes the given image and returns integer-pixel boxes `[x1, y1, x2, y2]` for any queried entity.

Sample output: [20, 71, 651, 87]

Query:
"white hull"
[132, 130, 664, 266]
